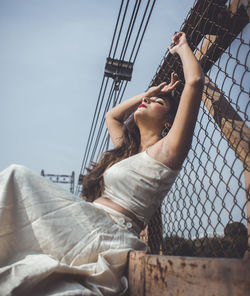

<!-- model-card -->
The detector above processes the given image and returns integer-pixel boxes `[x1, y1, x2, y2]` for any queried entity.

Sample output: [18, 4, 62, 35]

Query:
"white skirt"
[0, 165, 147, 296]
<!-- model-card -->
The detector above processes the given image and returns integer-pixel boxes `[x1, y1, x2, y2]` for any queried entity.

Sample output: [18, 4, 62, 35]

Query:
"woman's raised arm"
[105, 80, 178, 148]
[105, 92, 146, 148]
[157, 32, 204, 169]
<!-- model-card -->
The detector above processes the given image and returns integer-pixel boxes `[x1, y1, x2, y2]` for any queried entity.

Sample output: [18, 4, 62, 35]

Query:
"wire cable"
[130, 0, 156, 63]
[111, 0, 130, 59]
[119, 0, 141, 61]
[108, 0, 125, 57]
[76, 0, 157, 195]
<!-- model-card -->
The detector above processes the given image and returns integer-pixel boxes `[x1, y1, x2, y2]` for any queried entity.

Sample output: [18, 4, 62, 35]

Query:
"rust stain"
[156, 258, 168, 288]
[156, 258, 164, 273]
[148, 266, 153, 274]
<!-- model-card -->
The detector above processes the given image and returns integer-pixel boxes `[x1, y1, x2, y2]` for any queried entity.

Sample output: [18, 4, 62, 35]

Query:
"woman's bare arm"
[105, 80, 178, 148]
[151, 32, 204, 169]
[105, 92, 147, 148]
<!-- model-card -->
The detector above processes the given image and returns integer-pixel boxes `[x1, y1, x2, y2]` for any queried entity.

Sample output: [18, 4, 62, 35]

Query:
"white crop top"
[102, 150, 181, 226]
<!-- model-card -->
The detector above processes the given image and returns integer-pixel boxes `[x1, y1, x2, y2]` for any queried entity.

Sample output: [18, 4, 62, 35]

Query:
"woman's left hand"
[146, 72, 180, 97]
[160, 72, 180, 93]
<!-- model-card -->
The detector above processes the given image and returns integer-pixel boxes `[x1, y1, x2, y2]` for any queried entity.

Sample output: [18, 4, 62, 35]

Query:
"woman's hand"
[169, 32, 188, 56]
[146, 72, 180, 97]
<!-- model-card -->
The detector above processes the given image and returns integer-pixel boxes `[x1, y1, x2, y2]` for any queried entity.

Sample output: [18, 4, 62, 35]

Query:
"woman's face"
[134, 96, 171, 127]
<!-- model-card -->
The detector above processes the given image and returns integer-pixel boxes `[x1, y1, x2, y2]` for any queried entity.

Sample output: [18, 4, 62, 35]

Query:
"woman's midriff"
[94, 197, 143, 230]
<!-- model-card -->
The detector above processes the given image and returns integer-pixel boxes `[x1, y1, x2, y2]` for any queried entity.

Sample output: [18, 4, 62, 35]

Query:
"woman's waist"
[93, 197, 144, 232]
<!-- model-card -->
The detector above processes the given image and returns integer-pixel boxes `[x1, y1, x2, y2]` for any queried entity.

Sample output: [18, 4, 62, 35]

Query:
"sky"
[0, 0, 196, 181]
[1, 0, 249, 238]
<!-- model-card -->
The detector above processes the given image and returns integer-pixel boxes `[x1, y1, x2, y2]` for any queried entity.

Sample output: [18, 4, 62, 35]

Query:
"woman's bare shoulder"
[146, 140, 182, 170]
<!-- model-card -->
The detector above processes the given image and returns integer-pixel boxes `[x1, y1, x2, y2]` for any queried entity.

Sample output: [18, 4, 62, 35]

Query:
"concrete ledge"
[128, 251, 250, 296]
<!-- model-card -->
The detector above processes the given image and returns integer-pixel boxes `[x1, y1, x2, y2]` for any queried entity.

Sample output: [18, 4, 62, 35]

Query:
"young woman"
[0, 32, 204, 295]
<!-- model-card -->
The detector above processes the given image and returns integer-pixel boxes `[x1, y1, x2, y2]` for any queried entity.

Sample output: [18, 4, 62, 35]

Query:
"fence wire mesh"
[142, 0, 249, 258]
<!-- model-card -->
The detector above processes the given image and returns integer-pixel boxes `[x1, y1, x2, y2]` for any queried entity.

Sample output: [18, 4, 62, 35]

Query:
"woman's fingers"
[159, 82, 167, 87]
[170, 32, 186, 55]
[157, 82, 167, 91]
[147, 82, 167, 96]
[171, 72, 175, 82]
[171, 72, 178, 83]
[170, 80, 181, 90]
[149, 78, 180, 95]
[172, 32, 185, 44]
[172, 33, 179, 44]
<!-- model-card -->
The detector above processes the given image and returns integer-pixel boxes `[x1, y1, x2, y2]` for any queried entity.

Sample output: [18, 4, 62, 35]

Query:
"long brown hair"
[82, 92, 178, 202]
[82, 115, 140, 202]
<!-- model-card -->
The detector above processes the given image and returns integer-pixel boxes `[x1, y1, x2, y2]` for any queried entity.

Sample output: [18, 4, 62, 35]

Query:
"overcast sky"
[0, 0, 196, 179]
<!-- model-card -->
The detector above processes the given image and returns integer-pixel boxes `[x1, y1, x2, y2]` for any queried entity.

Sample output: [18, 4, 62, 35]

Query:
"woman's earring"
[161, 123, 171, 137]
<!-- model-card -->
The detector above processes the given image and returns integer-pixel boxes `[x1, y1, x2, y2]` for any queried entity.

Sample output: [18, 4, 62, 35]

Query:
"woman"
[0, 32, 204, 295]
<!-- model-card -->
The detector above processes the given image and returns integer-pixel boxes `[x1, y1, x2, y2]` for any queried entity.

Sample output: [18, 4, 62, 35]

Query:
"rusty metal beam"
[151, 0, 249, 88]
[128, 252, 145, 296]
[128, 251, 250, 296]
[151, 0, 228, 87]
[202, 76, 250, 169]
[197, 1, 249, 73]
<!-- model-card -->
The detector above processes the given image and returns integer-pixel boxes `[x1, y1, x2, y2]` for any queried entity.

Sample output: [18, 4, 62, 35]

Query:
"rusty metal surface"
[128, 251, 145, 296]
[128, 251, 250, 296]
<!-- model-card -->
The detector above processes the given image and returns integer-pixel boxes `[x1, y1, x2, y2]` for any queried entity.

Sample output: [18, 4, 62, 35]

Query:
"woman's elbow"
[187, 76, 204, 88]
[105, 110, 113, 121]
[105, 111, 123, 126]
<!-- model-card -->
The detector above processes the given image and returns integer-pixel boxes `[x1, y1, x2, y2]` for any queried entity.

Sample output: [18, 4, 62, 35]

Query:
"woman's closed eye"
[155, 100, 164, 105]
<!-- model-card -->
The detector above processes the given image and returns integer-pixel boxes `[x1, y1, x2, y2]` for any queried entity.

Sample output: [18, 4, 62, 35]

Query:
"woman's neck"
[139, 129, 161, 152]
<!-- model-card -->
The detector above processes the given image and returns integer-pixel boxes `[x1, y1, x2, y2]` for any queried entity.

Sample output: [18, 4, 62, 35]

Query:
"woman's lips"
[138, 104, 147, 108]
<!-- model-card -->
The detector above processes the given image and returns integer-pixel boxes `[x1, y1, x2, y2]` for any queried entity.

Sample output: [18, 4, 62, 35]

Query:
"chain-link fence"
[142, 0, 249, 258]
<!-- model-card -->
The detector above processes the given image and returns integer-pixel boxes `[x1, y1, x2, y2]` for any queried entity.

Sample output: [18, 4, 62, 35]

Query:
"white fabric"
[93, 202, 141, 235]
[103, 150, 180, 226]
[0, 165, 146, 296]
